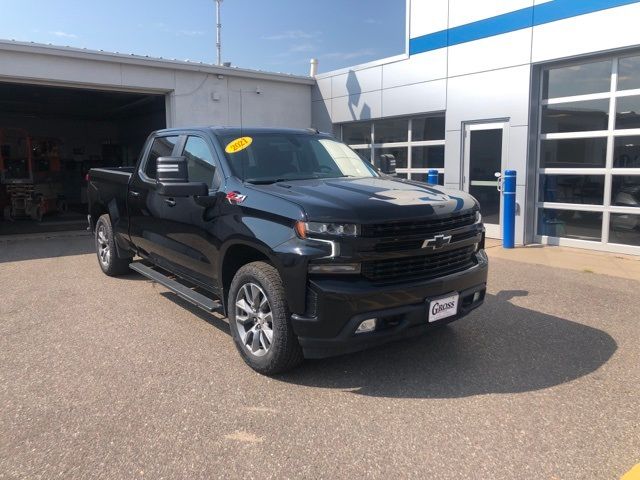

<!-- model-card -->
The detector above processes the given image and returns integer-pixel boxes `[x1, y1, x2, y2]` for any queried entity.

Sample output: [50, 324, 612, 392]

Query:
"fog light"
[473, 291, 481, 302]
[308, 263, 361, 274]
[355, 318, 377, 334]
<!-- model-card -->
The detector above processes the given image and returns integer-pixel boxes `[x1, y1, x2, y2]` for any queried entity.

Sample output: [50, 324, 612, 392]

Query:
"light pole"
[215, 0, 223, 65]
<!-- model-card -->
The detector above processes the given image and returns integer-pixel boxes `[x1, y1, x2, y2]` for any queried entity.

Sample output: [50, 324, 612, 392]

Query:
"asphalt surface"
[0, 236, 638, 479]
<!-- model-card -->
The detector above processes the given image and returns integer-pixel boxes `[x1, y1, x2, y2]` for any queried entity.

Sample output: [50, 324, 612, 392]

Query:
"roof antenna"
[215, 0, 223, 65]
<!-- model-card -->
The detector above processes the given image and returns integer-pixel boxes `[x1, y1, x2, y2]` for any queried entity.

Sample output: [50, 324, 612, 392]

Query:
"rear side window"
[144, 136, 178, 179]
[182, 136, 217, 188]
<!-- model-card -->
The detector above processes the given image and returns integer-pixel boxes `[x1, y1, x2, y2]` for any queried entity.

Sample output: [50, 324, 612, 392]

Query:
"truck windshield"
[219, 133, 378, 184]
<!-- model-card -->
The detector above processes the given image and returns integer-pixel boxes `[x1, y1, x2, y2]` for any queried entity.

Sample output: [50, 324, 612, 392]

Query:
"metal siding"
[330, 67, 382, 98]
[330, 90, 382, 123]
[532, 3, 640, 62]
[409, 0, 449, 39]
[382, 49, 448, 89]
[447, 28, 533, 78]
[448, 0, 534, 29]
[444, 129, 462, 186]
[312, 77, 332, 102]
[381, 80, 446, 118]
[445, 65, 532, 131]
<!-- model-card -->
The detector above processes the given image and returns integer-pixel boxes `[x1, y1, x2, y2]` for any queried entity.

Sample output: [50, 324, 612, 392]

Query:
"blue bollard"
[427, 169, 439, 185]
[502, 169, 517, 249]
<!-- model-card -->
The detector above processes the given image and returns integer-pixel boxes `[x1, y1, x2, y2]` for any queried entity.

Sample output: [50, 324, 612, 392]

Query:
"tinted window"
[144, 136, 178, 179]
[618, 55, 640, 91]
[412, 145, 444, 168]
[611, 175, 640, 207]
[377, 146, 407, 169]
[412, 116, 445, 141]
[182, 136, 216, 188]
[542, 60, 612, 99]
[540, 138, 607, 168]
[539, 175, 605, 205]
[541, 99, 610, 133]
[614, 136, 640, 168]
[609, 213, 640, 246]
[615, 95, 640, 130]
[342, 122, 372, 144]
[374, 118, 408, 143]
[537, 209, 602, 241]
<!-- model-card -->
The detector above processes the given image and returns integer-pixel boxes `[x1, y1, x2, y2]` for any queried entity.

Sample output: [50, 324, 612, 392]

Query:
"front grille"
[361, 210, 476, 238]
[362, 245, 476, 283]
[374, 229, 479, 252]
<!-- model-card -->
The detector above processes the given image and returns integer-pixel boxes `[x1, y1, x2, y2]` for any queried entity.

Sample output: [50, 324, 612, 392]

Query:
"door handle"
[129, 190, 141, 197]
[164, 198, 176, 207]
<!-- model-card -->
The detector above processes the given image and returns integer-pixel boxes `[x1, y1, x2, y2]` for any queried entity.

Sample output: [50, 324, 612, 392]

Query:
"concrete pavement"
[0, 236, 638, 479]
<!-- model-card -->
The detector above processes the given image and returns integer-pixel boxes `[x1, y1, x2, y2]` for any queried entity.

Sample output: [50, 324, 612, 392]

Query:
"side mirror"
[157, 156, 188, 183]
[156, 156, 208, 197]
[374, 153, 397, 175]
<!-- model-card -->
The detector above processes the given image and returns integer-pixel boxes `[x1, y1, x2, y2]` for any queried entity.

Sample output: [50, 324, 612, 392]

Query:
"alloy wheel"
[234, 283, 273, 357]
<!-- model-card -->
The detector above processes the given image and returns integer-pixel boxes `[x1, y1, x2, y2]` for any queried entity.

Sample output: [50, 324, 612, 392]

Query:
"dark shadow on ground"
[276, 290, 617, 399]
[159, 292, 229, 335]
[0, 235, 94, 263]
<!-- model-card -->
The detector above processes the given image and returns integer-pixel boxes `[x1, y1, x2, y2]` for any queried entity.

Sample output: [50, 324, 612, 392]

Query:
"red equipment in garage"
[0, 128, 66, 221]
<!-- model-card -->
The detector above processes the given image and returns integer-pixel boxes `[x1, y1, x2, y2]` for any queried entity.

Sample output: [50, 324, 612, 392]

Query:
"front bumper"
[291, 250, 488, 359]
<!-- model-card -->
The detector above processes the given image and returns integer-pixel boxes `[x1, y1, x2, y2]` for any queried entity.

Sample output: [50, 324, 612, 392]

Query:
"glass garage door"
[340, 114, 446, 184]
[536, 54, 640, 254]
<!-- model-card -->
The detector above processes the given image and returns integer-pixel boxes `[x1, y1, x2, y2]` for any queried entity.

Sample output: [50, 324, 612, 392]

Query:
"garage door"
[0, 82, 166, 235]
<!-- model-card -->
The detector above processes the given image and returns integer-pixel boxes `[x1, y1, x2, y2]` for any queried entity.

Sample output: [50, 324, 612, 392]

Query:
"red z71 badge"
[225, 191, 247, 204]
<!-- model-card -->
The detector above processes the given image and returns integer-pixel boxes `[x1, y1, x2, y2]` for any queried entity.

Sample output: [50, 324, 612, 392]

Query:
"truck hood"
[249, 176, 477, 223]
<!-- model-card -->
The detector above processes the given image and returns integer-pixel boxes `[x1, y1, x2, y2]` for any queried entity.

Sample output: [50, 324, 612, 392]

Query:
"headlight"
[475, 210, 482, 224]
[295, 221, 359, 238]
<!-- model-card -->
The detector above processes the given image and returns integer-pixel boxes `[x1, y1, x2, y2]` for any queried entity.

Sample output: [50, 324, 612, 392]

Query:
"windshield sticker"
[225, 136, 253, 154]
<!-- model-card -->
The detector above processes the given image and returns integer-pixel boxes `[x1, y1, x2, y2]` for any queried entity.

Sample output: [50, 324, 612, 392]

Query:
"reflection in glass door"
[462, 122, 508, 239]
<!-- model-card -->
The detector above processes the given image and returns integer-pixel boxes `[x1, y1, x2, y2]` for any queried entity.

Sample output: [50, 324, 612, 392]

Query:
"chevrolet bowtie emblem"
[422, 234, 452, 249]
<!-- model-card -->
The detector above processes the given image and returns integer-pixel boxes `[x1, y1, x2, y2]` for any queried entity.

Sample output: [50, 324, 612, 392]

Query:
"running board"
[129, 262, 220, 312]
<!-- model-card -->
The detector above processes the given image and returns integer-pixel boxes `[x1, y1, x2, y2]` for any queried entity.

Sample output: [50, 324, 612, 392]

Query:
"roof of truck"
[155, 126, 329, 137]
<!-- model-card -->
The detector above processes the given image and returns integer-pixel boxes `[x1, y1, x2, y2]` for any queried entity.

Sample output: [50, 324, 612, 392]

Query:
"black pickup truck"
[88, 127, 488, 374]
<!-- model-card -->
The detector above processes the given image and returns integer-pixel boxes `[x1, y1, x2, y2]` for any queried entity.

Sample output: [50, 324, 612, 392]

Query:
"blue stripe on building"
[409, 0, 640, 55]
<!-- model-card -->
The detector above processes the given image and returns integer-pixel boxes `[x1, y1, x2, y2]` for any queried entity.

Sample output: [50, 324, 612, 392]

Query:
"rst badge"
[421, 234, 452, 249]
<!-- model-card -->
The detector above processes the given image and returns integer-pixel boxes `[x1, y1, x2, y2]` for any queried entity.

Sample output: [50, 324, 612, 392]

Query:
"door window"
[144, 136, 178, 179]
[468, 129, 502, 226]
[182, 136, 217, 188]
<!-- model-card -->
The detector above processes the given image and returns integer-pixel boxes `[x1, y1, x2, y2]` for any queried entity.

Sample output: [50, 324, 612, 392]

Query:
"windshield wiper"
[244, 176, 322, 185]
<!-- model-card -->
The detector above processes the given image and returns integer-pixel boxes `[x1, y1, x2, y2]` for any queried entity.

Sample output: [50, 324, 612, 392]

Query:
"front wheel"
[95, 214, 131, 276]
[228, 261, 303, 375]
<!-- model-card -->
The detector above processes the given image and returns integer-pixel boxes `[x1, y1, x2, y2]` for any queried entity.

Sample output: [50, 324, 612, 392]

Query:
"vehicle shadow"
[0, 234, 94, 263]
[159, 292, 229, 335]
[276, 290, 617, 399]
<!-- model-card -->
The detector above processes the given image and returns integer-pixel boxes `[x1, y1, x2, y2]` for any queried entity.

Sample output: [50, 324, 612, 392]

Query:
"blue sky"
[1, 0, 406, 75]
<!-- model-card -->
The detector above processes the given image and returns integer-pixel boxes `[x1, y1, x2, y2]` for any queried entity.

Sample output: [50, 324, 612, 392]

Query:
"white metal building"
[312, 0, 640, 255]
[0, 40, 312, 234]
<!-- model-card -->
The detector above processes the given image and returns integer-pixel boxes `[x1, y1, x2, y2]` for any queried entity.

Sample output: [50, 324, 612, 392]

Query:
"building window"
[339, 113, 445, 181]
[536, 54, 640, 251]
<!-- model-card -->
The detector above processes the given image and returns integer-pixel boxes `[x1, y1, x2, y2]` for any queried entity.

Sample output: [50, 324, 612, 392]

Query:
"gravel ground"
[0, 236, 638, 479]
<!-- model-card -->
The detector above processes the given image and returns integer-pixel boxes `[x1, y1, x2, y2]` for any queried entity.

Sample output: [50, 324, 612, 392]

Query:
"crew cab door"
[128, 134, 181, 262]
[150, 134, 223, 290]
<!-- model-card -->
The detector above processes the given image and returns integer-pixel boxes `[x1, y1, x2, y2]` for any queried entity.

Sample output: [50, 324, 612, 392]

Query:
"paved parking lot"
[1, 235, 639, 479]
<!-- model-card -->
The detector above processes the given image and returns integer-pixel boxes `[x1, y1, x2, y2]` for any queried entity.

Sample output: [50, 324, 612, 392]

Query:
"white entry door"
[462, 122, 508, 239]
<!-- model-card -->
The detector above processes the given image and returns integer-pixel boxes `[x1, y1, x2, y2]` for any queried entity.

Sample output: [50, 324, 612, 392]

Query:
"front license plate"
[428, 293, 459, 323]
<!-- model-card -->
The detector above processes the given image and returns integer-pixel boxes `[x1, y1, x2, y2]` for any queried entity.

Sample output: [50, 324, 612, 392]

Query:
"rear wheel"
[95, 214, 131, 276]
[228, 261, 303, 375]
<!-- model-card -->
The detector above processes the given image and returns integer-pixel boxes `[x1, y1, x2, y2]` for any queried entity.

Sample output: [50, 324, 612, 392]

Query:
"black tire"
[228, 261, 303, 375]
[95, 214, 131, 276]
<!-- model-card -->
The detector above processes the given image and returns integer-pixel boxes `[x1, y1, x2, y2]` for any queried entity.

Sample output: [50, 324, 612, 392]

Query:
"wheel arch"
[219, 241, 279, 315]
